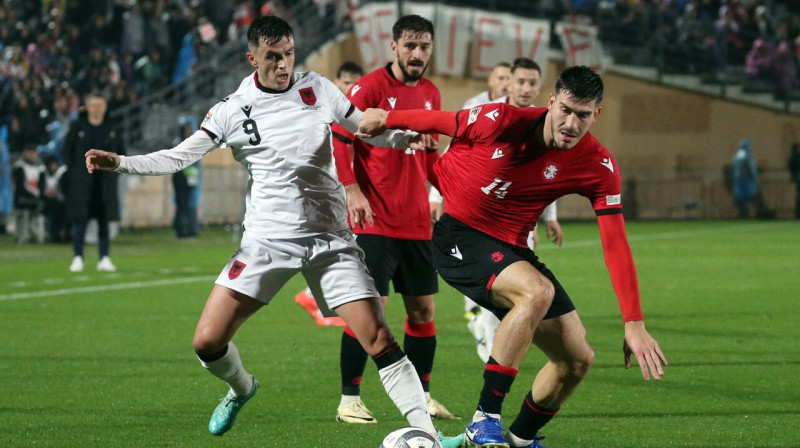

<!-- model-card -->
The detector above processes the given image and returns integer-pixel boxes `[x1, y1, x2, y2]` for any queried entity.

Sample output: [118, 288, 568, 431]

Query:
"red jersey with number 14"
[437, 103, 622, 247]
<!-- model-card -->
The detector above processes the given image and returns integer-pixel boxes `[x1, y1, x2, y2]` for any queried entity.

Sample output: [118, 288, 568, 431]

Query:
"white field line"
[0, 275, 216, 302]
[1, 222, 794, 302]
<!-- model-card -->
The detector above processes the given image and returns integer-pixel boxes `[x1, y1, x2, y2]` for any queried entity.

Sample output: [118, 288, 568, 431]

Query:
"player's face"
[391, 30, 433, 83]
[335, 71, 360, 94]
[509, 67, 541, 108]
[545, 92, 601, 150]
[487, 66, 510, 100]
[247, 35, 295, 90]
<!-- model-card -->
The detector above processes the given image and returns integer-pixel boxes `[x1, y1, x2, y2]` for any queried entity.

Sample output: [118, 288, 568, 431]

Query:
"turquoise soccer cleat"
[438, 431, 466, 448]
[208, 377, 258, 436]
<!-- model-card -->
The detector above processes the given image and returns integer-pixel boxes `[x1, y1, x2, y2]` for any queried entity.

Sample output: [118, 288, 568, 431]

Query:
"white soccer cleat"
[336, 399, 377, 424]
[69, 256, 84, 272]
[97, 256, 117, 272]
[467, 315, 490, 363]
[427, 397, 460, 420]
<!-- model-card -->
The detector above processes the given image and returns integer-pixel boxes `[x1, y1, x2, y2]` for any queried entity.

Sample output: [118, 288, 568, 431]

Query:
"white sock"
[505, 431, 533, 447]
[473, 410, 501, 422]
[378, 356, 435, 434]
[197, 342, 253, 397]
[339, 394, 361, 408]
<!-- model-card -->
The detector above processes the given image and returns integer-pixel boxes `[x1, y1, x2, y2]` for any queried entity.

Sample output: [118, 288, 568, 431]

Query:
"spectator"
[789, 142, 800, 219]
[12, 145, 45, 243]
[732, 139, 758, 219]
[745, 37, 774, 81]
[42, 155, 68, 243]
[172, 116, 201, 240]
[62, 92, 124, 272]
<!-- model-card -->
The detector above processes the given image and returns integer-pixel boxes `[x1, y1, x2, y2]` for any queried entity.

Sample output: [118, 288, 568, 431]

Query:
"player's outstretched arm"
[623, 321, 668, 381]
[85, 149, 120, 173]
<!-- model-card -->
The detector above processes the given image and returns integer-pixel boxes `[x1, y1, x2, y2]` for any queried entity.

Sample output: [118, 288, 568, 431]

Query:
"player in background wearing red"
[357, 65, 667, 448]
[332, 15, 459, 425]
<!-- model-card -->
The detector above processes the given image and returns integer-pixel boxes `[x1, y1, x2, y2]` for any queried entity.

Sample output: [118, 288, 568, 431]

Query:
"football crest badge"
[229, 260, 246, 280]
[299, 87, 316, 105]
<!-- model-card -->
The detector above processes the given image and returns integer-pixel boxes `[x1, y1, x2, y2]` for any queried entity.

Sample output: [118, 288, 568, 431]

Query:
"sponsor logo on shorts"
[491, 251, 504, 262]
[229, 260, 246, 280]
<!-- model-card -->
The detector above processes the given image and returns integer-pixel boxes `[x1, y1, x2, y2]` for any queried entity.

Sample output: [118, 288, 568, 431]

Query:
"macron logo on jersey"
[241, 105, 252, 117]
[485, 108, 500, 121]
[350, 85, 361, 97]
[388, 97, 397, 109]
[601, 158, 614, 173]
[450, 245, 463, 260]
[492, 148, 505, 159]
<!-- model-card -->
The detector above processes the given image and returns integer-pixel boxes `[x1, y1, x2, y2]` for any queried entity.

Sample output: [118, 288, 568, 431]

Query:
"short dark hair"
[511, 57, 540, 75]
[392, 14, 434, 41]
[336, 61, 364, 79]
[247, 15, 294, 49]
[554, 65, 604, 104]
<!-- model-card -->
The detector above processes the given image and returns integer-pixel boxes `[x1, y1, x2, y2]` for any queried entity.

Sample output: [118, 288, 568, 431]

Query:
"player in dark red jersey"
[331, 14, 458, 424]
[357, 65, 668, 448]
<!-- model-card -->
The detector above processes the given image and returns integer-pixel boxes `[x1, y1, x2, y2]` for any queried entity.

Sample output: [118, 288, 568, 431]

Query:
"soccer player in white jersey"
[83, 16, 462, 447]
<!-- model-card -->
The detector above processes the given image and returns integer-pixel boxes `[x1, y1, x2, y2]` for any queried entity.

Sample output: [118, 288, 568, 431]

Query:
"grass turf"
[1, 220, 798, 447]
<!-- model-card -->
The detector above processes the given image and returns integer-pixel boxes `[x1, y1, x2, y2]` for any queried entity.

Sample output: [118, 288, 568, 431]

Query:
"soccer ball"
[380, 427, 442, 448]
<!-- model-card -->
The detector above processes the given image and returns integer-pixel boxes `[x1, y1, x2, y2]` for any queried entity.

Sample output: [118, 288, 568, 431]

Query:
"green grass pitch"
[1, 220, 798, 447]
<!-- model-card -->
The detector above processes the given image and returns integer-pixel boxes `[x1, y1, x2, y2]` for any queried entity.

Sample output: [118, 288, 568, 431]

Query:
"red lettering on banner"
[473, 17, 502, 74]
[375, 9, 393, 65]
[448, 15, 457, 69]
[514, 24, 543, 60]
[563, 27, 599, 70]
[355, 15, 378, 69]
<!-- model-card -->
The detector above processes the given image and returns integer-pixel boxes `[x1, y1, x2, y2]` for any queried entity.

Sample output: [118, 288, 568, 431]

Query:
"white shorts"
[215, 230, 379, 315]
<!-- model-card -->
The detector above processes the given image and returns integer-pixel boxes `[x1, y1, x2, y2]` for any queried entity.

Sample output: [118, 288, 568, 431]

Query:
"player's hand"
[623, 320, 667, 381]
[85, 149, 120, 173]
[430, 201, 443, 224]
[344, 183, 374, 229]
[545, 220, 563, 246]
[408, 133, 438, 152]
[356, 108, 389, 138]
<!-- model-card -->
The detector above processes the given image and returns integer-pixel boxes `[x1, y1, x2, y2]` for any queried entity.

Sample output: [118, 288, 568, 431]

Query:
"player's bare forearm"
[85, 149, 120, 173]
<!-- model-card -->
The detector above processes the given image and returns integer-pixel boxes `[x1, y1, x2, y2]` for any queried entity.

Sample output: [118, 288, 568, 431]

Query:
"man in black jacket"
[62, 92, 125, 272]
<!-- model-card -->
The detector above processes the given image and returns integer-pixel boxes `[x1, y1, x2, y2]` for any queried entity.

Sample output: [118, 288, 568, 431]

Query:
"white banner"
[431, 5, 473, 76]
[351, 3, 552, 78]
[352, 2, 399, 72]
[470, 12, 550, 79]
[555, 21, 605, 73]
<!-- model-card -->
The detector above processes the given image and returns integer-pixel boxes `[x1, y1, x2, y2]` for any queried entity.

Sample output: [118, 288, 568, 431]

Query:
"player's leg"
[199, 233, 300, 435]
[310, 231, 436, 434]
[457, 259, 554, 448]
[504, 311, 594, 447]
[194, 285, 263, 436]
[333, 234, 394, 423]
[396, 239, 458, 419]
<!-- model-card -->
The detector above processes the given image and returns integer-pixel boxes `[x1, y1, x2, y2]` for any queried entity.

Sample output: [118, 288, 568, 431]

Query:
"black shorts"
[432, 214, 575, 320]
[355, 234, 439, 297]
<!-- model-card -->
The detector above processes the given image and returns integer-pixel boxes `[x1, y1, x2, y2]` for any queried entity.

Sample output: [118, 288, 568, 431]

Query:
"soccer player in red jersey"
[332, 15, 458, 424]
[357, 65, 668, 448]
